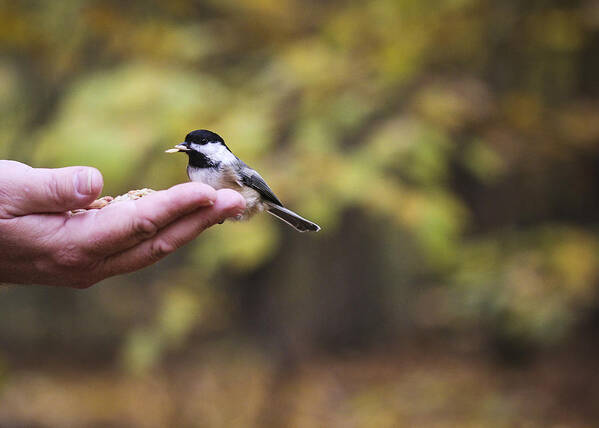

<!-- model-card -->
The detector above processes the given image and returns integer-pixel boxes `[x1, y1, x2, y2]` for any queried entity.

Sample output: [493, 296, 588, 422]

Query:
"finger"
[73, 182, 219, 256]
[100, 189, 245, 276]
[3, 166, 103, 216]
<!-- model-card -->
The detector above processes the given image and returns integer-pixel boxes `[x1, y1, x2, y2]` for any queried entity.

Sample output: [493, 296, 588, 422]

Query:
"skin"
[0, 160, 246, 288]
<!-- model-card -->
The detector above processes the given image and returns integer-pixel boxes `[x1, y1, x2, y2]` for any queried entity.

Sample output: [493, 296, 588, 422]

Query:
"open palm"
[0, 161, 245, 287]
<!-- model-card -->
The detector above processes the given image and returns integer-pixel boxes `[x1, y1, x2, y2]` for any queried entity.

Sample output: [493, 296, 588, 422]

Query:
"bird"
[166, 129, 320, 232]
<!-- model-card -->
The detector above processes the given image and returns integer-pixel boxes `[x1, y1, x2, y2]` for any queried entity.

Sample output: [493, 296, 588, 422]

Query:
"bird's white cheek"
[192, 142, 237, 163]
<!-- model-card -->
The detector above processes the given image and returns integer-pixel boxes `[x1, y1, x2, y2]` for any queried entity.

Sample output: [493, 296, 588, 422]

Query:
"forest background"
[1, 0, 599, 426]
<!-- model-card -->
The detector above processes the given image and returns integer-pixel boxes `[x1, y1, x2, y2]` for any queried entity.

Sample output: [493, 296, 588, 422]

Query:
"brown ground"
[1, 343, 598, 428]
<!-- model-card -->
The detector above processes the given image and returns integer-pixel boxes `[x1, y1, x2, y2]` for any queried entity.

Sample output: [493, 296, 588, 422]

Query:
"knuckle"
[51, 243, 101, 273]
[149, 238, 177, 261]
[47, 174, 66, 205]
[132, 216, 160, 240]
[33, 253, 101, 288]
[52, 243, 86, 268]
[32, 256, 54, 276]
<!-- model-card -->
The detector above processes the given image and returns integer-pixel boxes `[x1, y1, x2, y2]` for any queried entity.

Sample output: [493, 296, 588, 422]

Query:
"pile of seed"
[70, 188, 155, 215]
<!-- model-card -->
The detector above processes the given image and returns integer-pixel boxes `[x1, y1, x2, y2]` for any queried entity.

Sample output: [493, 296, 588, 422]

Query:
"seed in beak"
[165, 144, 190, 153]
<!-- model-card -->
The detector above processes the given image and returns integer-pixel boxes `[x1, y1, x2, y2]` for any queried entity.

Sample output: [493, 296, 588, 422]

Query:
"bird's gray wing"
[237, 162, 283, 206]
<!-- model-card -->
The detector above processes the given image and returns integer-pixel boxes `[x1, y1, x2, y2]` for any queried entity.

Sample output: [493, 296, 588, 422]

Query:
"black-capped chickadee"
[166, 129, 320, 232]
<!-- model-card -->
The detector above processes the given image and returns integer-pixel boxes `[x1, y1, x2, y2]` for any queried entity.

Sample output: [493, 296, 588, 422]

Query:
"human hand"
[0, 160, 245, 288]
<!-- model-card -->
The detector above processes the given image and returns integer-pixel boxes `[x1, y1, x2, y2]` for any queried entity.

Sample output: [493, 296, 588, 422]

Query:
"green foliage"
[453, 227, 599, 343]
[1, 0, 598, 378]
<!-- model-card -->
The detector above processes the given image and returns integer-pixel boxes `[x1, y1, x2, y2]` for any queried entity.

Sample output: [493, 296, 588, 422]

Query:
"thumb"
[7, 166, 103, 216]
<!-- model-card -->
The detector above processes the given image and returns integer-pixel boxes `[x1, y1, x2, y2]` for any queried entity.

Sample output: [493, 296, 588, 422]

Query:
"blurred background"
[1, 0, 599, 426]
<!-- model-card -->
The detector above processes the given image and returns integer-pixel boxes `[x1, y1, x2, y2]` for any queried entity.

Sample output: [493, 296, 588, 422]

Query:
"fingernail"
[76, 169, 101, 195]
[195, 195, 214, 207]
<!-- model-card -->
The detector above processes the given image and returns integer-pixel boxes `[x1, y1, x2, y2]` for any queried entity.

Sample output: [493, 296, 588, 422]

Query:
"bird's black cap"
[185, 129, 225, 145]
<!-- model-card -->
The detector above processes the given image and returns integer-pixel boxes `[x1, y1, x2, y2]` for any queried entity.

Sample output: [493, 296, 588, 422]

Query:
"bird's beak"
[165, 143, 190, 154]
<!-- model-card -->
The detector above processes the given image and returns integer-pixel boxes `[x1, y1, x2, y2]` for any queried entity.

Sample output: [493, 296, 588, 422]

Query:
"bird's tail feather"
[265, 203, 321, 232]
